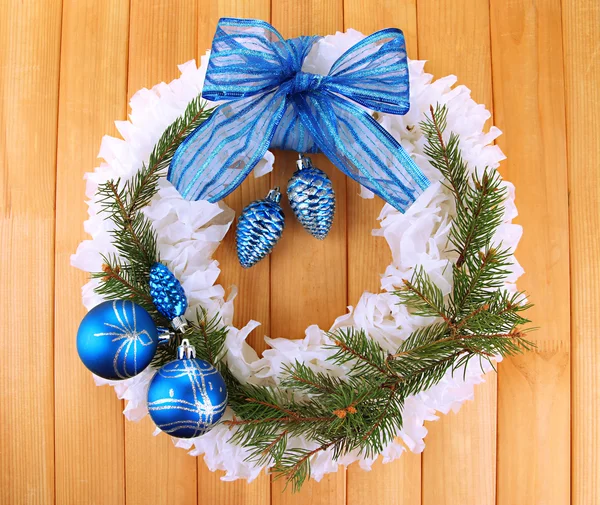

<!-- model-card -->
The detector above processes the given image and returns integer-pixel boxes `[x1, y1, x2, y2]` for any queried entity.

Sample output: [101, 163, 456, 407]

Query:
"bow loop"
[325, 29, 410, 114]
[202, 20, 318, 101]
[168, 18, 429, 211]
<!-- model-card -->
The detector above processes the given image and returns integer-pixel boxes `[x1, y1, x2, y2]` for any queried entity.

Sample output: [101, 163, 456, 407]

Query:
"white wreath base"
[72, 29, 523, 482]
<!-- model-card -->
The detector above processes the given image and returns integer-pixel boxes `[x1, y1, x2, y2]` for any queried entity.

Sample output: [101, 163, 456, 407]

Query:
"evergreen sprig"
[420, 104, 469, 211]
[125, 95, 215, 216]
[92, 96, 212, 302]
[91, 95, 217, 352]
[91, 98, 533, 493]
[221, 104, 534, 491]
[152, 308, 229, 368]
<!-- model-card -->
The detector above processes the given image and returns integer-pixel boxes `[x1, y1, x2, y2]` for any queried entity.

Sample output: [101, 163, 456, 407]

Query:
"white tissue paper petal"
[72, 29, 523, 483]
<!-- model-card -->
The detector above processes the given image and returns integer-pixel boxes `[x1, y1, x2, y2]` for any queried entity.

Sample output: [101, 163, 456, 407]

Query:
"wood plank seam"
[561, 1, 599, 503]
[489, 0, 571, 503]
[486, 3, 501, 503]
[417, 2, 497, 503]
[53, 6, 65, 505]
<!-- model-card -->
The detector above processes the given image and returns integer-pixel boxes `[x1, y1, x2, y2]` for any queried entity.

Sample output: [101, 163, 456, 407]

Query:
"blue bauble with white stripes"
[147, 345, 228, 438]
[77, 300, 159, 380]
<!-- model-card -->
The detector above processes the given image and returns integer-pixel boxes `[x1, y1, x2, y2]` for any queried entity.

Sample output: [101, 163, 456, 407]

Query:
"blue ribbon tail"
[294, 92, 429, 212]
[167, 92, 287, 202]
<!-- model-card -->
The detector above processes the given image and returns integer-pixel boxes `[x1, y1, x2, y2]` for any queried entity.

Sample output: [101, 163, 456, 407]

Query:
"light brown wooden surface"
[563, 1, 600, 504]
[1, 2, 61, 505]
[270, 3, 347, 503]
[54, 2, 129, 505]
[344, 3, 422, 505]
[125, 3, 200, 504]
[490, 1, 571, 504]
[418, 2, 498, 504]
[1, 0, 597, 504]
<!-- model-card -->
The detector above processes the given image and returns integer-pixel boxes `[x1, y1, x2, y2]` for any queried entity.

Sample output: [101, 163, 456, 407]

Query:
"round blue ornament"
[147, 340, 228, 438]
[77, 300, 159, 380]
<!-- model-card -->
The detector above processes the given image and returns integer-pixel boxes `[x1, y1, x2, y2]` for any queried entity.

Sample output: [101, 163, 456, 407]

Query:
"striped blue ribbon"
[168, 18, 429, 212]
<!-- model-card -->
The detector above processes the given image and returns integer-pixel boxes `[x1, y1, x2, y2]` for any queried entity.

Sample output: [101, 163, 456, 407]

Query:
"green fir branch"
[90, 95, 534, 493]
[221, 104, 535, 491]
[92, 96, 212, 307]
[450, 169, 506, 268]
[151, 308, 229, 368]
[420, 104, 469, 211]
[125, 96, 214, 216]
[326, 327, 391, 378]
[396, 266, 450, 322]
[90, 97, 221, 370]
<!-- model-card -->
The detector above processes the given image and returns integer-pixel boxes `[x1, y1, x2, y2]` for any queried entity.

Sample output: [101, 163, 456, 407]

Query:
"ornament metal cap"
[177, 339, 196, 359]
[266, 186, 282, 203]
[296, 153, 314, 170]
[171, 315, 188, 333]
[157, 328, 173, 345]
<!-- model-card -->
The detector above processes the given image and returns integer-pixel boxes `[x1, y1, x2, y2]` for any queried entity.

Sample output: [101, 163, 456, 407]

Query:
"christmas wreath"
[72, 19, 533, 491]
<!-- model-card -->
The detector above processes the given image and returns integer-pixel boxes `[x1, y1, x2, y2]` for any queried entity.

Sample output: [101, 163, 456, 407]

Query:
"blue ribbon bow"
[168, 18, 429, 212]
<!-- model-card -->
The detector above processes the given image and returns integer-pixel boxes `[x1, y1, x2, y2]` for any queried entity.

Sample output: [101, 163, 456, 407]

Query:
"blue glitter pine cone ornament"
[77, 300, 159, 380]
[236, 187, 285, 268]
[149, 262, 188, 331]
[147, 339, 228, 438]
[287, 154, 335, 240]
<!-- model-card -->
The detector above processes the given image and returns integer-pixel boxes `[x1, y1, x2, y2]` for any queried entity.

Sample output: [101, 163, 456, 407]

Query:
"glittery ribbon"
[168, 17, 429, 212]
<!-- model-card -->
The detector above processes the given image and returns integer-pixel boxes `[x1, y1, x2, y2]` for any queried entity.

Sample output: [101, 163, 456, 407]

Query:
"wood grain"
[197, 0, 273, 503]
[1, 0, 596, 503]
[343, 2, 422, 505]
[490, 0, 571, 504]
[269, 1, 347, 504]
[208, 0, 272, 351]
[125, 2, 199, 504]
[562, 0, 600, 503]
[0, 1, 61, 504]
[54, 2, 129, 505]
[417, 1, 497, 504]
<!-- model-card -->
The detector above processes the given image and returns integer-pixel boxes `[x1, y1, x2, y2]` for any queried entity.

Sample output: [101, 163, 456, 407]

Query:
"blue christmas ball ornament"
[147, 340, 228, 438]
[77, 300, 159, 380]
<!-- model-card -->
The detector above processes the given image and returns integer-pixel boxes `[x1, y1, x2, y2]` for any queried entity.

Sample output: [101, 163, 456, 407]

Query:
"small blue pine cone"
[149, 262, 188, 321]
[287, 155, 335, 240]
[236, 188, 285, 268]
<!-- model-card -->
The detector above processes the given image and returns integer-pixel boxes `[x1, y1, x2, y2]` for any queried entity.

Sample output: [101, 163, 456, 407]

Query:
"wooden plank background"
[0, 0, 596, 503]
